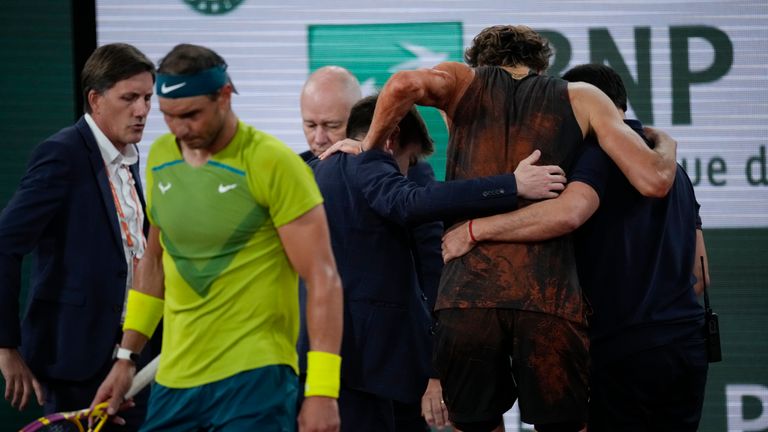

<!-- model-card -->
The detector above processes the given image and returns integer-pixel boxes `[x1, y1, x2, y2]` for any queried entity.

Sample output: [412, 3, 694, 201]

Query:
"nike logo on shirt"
[218, 184, 237, 193]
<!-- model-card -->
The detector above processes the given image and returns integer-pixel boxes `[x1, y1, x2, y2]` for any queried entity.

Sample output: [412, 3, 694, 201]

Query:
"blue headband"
[156, 65, 228, 98]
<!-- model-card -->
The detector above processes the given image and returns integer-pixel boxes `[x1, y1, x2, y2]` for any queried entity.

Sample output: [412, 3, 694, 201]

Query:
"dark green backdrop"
[0, 2, 765, 431]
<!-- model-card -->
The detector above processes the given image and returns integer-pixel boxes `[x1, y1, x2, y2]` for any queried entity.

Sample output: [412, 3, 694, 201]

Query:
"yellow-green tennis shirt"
[145, 121, 323, 388]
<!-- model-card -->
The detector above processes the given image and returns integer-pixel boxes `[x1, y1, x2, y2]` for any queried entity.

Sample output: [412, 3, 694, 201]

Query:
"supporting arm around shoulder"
[441, 182, 599, 262]
[358, 150, 520, 226]
[474, 181, 599, 242]
[363, 62, 469, 151]
[573, 83, 676, 197]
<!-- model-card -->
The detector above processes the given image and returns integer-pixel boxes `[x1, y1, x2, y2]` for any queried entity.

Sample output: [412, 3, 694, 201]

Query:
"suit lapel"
[130, 160, 150, 235]
[76, 118, 124, 253]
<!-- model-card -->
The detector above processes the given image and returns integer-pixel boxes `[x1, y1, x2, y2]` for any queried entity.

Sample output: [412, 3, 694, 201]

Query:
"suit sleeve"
[406, 161, 443, 310]
[0, 138, 73, 347]
[356, 150, 519, 227]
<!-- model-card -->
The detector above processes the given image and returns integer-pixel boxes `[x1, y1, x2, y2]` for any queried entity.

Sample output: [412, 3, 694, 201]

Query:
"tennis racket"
[19, 355, 161, 432]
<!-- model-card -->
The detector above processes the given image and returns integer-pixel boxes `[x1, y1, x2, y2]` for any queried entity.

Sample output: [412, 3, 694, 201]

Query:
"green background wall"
[0, 1, 75, 207]
[0, 1, 75, 428]
[0, 2, 766, 431]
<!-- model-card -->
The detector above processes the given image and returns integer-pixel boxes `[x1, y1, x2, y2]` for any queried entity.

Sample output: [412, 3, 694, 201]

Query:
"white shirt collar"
[84, 113, 138, 166]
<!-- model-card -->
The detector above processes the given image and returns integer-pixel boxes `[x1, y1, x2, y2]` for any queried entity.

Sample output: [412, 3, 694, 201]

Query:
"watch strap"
[114, 346, 140, 364]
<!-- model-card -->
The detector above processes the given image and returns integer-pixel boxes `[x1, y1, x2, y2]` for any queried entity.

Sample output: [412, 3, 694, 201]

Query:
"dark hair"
[562, 64, 628, 112]
[81, 43, 155, 114]
[346, 95, 376, 140]
[464, 25, 552, 71]
[346, 95, 434, 157]
[157, 43, 236, 96]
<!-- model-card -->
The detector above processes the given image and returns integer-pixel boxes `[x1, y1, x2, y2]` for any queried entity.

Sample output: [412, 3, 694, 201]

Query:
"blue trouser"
[588, 336, 708, 432]
[141, 365, 298, 432]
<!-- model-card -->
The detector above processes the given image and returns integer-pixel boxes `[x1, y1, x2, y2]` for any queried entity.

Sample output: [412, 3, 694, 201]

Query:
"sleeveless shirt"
[436, 66, 587, 324]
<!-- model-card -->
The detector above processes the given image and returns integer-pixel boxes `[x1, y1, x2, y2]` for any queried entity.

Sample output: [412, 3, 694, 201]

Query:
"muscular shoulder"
[434, 61, 473, 80]
[566, 82, 599, 112]
[566, 81, 608, 136]
[433, 62, 474, 116]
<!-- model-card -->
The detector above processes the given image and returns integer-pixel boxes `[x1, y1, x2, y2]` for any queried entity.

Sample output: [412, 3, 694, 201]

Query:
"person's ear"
[88, 90, 102, 115]
[217, 83, 233, 107]
[384, 125, 401, 155]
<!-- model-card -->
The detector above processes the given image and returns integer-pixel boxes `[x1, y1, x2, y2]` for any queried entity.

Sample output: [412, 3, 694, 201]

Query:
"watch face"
[184, 0, 245, 15]
[115, 347, 140, 363]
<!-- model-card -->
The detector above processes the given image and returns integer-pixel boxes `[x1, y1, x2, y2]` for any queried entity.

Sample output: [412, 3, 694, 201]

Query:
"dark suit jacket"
[406, 161, 444, 380]
[407, 161, 443, 312]
[0, 117, 154, 382]
[308, 150, 520, 403]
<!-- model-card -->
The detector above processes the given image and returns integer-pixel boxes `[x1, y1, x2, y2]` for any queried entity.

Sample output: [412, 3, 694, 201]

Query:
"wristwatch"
[113, 346, 140, 365]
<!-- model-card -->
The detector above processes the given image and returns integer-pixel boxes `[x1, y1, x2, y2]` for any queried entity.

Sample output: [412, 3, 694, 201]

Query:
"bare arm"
[693, 229, 710, 296]
[92, 225, 165, 416]
[442, 182, 599, 262]
[363, 62, 472, 151]
[278, 205, 342, 357]
[277, 205, 343, 432]
[569, 82, 677, 197]
[118, 225, 166, 354]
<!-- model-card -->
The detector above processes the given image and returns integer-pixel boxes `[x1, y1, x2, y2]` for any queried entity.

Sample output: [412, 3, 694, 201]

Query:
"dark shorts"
[588, 336, 708, 432]
[433, 308, 589, 429]
[141, 365, 298, 432]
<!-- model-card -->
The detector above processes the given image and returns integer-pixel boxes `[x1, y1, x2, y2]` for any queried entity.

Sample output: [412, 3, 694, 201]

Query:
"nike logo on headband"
[160, 82, 187, 94]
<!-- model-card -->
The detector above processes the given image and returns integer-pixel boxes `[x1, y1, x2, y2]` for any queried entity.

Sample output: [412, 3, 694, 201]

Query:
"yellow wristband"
[123, 289, 164, 339]
[305, 351, 342, 398]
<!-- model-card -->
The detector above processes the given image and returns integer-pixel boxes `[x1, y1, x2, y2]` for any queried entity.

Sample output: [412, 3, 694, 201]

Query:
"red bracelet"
[467, 219, 478, 243]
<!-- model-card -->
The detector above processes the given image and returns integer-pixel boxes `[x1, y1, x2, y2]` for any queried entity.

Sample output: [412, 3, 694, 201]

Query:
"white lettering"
[727, 384, 768, 432]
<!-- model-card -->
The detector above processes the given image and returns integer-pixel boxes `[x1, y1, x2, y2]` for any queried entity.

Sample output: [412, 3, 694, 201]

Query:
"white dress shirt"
[84, 114, 146, 320]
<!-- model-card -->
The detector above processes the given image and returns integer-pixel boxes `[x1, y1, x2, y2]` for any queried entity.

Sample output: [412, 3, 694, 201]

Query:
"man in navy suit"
[298, 66, 451, 430]
[0, 43, 159, 430]
[311, 95, 566, 432]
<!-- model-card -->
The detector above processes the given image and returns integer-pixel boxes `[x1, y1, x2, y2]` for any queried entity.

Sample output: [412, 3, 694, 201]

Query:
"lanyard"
[105, 162, 145, 253]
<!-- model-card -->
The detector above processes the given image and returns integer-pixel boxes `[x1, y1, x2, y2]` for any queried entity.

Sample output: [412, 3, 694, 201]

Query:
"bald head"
[300, 66, 362, 156]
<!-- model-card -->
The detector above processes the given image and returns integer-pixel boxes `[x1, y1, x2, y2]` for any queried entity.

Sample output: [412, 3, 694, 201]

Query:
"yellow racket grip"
[304, 351, 341, 398]
[123, 289, 164, 339]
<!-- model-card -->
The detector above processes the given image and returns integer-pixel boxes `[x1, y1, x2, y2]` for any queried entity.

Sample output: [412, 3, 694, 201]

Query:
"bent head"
[156, 44, 236, 150]
[347, 95, 433, 173]
[300, 66, 362, 156]
[562, 63, 628, 115]
[464, 25, 552, 72]
[82, 43, 155, 150]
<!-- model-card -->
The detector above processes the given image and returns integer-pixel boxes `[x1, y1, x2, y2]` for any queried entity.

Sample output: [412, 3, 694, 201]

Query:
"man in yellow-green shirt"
[92, 44, 343, 432]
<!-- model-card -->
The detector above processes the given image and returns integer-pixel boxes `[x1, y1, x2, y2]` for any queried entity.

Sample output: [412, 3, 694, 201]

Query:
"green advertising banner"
[308, 22, 465, 179]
